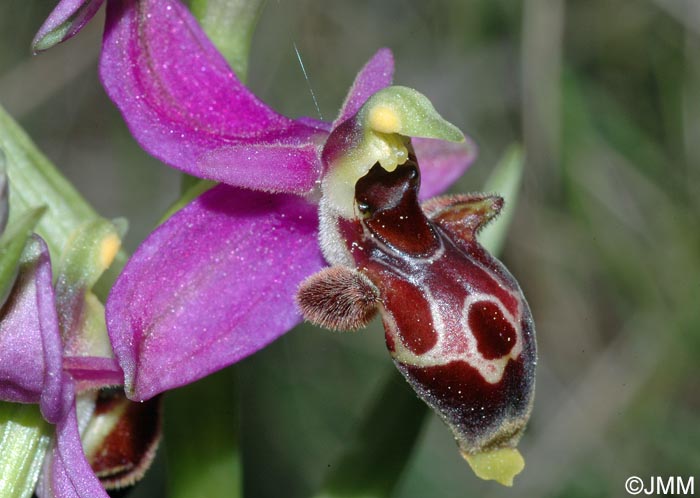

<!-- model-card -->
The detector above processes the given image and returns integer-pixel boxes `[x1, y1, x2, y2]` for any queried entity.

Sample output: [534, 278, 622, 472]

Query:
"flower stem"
[165, 367, 242, 498]
[0, 403, 52, 498]
[0, 105, 97, 261]
[189, 0, 266, 82]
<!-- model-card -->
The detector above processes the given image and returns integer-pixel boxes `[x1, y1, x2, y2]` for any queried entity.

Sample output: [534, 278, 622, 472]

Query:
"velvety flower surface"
[102, 0, 329, 194]
[36, 0, 475, 401]
[107, 188, 325, 400]
[0, 237, 69, 425]
[0, 235, 121, 498]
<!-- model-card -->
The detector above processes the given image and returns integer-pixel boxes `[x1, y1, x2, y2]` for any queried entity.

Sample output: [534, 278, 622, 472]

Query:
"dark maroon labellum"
[299, 153, 536, 458]
[353, 159, 535, 453]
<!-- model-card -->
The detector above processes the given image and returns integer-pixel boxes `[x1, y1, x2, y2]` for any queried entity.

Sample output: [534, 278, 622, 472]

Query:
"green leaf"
[0, 206, 45, 309]
[479, 145, 525, 255]
[0, 104, 97, 261]
[312, 370, 428, 498]
[0, 104, 126, 302]
[0, 402, 52, 498]
[165, 367, 242, 498]
[189, 0, 266, 83]
[0, 148, 9, 234]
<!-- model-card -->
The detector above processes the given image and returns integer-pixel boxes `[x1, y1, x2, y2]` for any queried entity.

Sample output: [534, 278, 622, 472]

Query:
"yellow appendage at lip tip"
[98, 233, 121, 270]
[462, 447, 525, 487]
[368, 105, 402, 134]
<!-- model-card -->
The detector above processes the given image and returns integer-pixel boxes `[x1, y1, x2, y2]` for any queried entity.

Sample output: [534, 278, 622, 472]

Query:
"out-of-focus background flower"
[1, 1, 699, 497]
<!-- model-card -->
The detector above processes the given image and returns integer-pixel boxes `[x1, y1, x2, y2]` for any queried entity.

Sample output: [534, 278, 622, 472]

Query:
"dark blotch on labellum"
[469, 301, 517, 360]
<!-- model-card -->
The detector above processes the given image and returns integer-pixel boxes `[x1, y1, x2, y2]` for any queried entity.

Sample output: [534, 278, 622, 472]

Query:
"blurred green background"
[1, 0, 699, 497]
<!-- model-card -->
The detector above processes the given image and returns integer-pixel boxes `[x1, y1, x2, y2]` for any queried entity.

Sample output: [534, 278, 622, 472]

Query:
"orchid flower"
[1, 233, 112, 498]
[0, 227, 159, 498]
[34, 0, 474, 401]
[35, 0, 535, 485]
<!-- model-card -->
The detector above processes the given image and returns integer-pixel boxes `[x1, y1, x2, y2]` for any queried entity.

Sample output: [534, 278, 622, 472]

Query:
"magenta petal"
[296, 116, 332, 133]
[414, 136, 478, 200]
[63, 357, 124, 391]
[198, 142, 322, 193]
[334, 48, 395, 127]
[99, 0, 324, 194]
[106, 185, 327, 401]
[32, 0, 104, 52]
[0, 236, 68, 424]
[37, 387, 108, 498]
